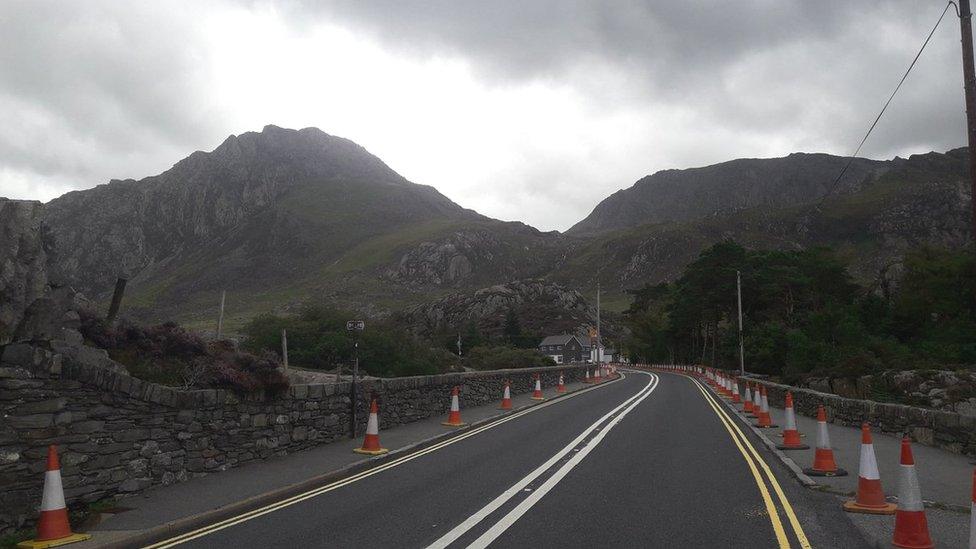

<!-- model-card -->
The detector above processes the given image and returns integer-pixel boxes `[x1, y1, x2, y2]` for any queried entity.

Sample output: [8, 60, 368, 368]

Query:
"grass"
[0, 529, 33, 549]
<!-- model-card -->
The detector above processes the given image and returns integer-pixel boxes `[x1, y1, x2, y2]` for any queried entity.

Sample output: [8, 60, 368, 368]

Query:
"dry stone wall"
[0, 341, 586, 533]
[629, 365, 976, 458]
[753, 379, 976, 457]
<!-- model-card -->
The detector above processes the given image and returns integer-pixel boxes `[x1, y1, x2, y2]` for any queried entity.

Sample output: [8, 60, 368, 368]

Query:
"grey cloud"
[0, 0, 969, 231]
[0, 1, 231, 197]
[289, 0, 965, 160]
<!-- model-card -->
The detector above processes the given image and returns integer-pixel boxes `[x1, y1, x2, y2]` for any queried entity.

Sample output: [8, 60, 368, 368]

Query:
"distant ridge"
[567, 152, 891, 236]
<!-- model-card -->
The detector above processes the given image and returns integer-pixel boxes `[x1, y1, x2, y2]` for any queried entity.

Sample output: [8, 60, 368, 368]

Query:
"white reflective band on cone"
[40, 470, 66, 512]
[817, 421, 831, 449]
[366, 412, 379, 435]
[859, 443, 880, 480]
[897, 464, 924, 512]
[451, 395, 460, 411]
[784, 408, 797, 430]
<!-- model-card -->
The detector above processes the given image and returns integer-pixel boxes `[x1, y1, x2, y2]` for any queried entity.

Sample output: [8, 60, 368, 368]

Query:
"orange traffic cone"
[743, 383, 755, 414]
[892, 436, 933, 549]
[749, 382, 762, 417]
[731, 378, 742, 403]
[556, 373, 566, 393]
[584, 368, 592, 383]
[442, 386, 467, 427]
[16, 445, 91, 548]
[803, 405, 847, 477]
[753, 386, 778, 428]
[843, 423, 895, 514]
[499, 380, 513, 410]
[531, 375, 545, 400]
[354, 399, 389, 455]
[593, 366, 602, 383]
[776, 392, 809, 450]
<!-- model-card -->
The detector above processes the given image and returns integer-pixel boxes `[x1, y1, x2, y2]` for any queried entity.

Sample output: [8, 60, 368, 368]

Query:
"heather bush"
[77, 309, 288, 394]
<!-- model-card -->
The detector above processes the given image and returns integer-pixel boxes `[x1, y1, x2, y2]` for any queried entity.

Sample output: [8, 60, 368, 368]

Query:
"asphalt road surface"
[142, 371, 872, 548]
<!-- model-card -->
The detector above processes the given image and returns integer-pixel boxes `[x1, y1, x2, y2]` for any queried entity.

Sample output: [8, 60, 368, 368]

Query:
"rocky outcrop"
[406, 279, 597, 337]
[386, 226, 566, 289]
[0, 199, 52, 344]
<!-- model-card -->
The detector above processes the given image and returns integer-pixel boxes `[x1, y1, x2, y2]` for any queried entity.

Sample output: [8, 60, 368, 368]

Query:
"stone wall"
[753, 378, 976, 457]
[0, 341, 587, 533]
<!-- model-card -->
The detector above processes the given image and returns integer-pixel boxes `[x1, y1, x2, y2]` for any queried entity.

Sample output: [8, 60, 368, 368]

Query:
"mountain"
[31, 125, 972, 334]
[41, 125, 568, 328]
[568, 153, 889, 236]
[554, 148, 972, 302]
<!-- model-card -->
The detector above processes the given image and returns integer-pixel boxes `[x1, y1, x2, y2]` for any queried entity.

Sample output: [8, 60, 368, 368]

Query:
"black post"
[960, 0, 976, 246]
[105, 277, 127, 324]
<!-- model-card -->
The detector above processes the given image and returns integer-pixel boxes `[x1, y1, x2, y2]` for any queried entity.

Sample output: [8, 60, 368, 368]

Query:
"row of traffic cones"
[647, 363, 973, 546]
[583, 364, 618, 384]
[21, 368, 606, 548]
[702, 367, 946, 549]
[356, 370, 593, 455]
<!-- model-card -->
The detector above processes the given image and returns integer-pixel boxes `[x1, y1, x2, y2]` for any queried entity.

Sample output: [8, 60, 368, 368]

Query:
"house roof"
[539, 334, 578, 346]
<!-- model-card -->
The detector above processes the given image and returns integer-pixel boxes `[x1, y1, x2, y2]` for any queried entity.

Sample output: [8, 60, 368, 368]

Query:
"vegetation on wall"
[622, 241, 976, 382]
[242, 305, 457, 377]
[78, 310, 289, 394]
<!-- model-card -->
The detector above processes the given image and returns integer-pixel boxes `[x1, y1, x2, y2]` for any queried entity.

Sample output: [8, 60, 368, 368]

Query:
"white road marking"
[426, 371, 659, 549]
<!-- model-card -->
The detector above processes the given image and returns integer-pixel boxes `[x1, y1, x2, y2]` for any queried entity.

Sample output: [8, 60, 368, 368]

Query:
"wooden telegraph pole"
[105, 277, 127, 324]
[736, 271, 745, 376]
[961, 0, 976, 245]
[216, 290, 226, 339]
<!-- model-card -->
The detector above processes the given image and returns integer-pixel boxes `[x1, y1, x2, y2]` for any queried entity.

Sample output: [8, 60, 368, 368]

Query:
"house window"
[557, 345, 563, 350]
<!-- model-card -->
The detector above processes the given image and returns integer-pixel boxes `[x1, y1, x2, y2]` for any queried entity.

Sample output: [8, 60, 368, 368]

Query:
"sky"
[0, 1, 968, 232]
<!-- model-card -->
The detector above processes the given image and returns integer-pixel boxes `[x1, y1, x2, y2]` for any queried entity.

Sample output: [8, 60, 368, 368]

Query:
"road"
[140, 371, 872, 548]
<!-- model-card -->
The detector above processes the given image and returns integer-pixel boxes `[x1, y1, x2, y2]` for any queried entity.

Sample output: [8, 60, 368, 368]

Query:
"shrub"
[77, 308, 288, 395]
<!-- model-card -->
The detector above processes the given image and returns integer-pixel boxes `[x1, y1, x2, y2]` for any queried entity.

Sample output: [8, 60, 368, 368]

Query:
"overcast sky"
[0, 1, 968, 231]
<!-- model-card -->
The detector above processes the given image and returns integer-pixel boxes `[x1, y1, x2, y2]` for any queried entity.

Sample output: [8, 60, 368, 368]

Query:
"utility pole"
[960, 0, 976, 246]
[596, 283, 602, 364]
[736, 271, 745, 376]
[216, 290, 226, 339]
[280, 329, 289, 373]
[105, 277, 127, 325]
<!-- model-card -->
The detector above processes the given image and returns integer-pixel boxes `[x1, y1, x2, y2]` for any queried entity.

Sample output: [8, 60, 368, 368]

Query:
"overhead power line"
[818, 1, 956, 206]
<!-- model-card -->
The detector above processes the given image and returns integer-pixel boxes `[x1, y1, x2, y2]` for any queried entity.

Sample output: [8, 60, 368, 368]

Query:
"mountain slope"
[36, 125, 972, 332]
[567, 153, 889, 236]
[44, 125, 477, 294]
[42, 126, 571, 327]
[553, 148, 972, 307]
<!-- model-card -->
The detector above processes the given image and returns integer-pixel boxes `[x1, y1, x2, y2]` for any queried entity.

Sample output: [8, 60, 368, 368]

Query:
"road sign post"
[347, 320, 365, 438]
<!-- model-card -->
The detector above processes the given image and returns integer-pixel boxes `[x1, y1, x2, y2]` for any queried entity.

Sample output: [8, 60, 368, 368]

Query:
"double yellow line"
[145, 374, 625, 548]
[689, 375, 811, 549]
